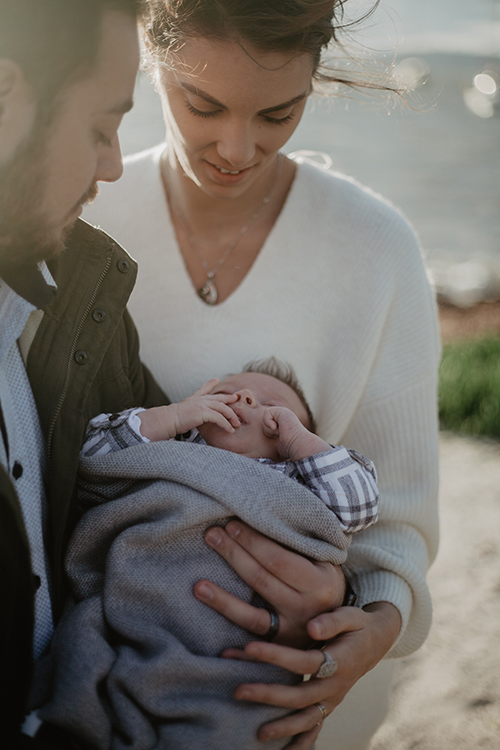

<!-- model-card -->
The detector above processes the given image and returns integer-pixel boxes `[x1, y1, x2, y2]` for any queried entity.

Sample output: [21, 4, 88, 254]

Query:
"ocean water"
[347, 0, 500, 57]
[117, 2, 500, 263]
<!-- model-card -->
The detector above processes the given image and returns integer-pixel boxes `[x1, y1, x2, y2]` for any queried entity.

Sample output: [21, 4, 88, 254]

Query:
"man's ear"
[0, 59, 36, 164]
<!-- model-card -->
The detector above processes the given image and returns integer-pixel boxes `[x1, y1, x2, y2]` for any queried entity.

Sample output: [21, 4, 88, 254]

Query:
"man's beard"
[0, 117, 98, 269]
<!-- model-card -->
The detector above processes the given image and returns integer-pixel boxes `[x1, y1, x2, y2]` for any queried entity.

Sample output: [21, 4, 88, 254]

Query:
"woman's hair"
[142, 0, 385, 90]
[242, 357, 317, 433]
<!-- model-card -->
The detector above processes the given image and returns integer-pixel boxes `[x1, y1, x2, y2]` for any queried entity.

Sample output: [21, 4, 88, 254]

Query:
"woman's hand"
[193, 520, 346, 648]
[224, 601, 402, 749]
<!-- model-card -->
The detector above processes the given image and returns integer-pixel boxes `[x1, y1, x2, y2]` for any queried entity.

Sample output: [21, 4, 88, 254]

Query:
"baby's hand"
[263, 406, 330, 462]
[173, 379, 241, 435]
[139, 379, 240, 441]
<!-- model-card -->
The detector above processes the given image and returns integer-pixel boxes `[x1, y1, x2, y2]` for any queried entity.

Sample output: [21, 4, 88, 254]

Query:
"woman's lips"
[205, 161, 253, 186]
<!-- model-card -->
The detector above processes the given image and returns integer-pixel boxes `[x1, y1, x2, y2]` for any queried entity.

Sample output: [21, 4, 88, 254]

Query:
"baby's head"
[198, 358, 315, 461]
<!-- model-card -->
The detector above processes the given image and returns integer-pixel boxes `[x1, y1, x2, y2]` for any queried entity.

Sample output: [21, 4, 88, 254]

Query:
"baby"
[34, 360, 379, 750]
[82, 358, 379, 534]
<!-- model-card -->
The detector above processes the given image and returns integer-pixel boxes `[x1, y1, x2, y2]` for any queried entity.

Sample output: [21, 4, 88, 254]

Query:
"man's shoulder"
[52, 219, 137, 278]
[67, 217, 135, 255]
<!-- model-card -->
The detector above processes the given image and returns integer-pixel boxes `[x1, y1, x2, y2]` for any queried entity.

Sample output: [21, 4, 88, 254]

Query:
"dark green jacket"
[1, 219, 168, 744]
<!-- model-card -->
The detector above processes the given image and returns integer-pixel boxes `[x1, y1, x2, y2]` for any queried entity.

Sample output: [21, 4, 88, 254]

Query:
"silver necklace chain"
[163, 153, 284, 305]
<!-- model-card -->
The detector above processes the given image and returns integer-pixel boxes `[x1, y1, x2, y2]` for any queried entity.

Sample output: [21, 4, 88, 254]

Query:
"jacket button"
[33, 574, 42, 591]
[117, 259, 130, 274]
[92, 308, 106, 322]
[12, 461, 23, 479]
[74, 350, 88, 365]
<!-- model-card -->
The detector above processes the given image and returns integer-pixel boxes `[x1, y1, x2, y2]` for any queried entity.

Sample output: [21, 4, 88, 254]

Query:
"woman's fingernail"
[205, 528, 222, 546]
[195, 583, 213, 601]
[236, 689, 251, 701]
[226, 522, 241, 537]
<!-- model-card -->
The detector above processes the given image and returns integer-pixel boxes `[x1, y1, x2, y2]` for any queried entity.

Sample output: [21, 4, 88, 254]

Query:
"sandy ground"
[366, 431, 500, 749]
[439, 302, 500, 344]
[365, 306, 500, 749]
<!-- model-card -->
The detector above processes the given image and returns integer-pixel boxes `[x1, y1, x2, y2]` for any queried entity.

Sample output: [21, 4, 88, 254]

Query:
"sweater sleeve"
[342, 376, 439, 657]
[338, 219, 441, 658]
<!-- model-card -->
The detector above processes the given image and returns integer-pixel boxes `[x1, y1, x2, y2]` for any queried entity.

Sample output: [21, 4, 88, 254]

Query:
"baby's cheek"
[199, 422, 243, 453]
[198, 422, 223, 446]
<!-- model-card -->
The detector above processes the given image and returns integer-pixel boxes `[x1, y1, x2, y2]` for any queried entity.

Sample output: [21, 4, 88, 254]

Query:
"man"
[0, 2, 168, 745]
[0, 2, 348, 748]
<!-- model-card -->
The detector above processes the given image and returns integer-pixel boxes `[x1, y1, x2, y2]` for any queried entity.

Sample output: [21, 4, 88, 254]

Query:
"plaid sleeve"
[295, 446, 379, 534]
[81, 407, 148, 457]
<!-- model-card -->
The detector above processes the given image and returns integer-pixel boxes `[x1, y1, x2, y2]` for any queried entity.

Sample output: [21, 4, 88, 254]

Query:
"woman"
[83, 1, 440, 747]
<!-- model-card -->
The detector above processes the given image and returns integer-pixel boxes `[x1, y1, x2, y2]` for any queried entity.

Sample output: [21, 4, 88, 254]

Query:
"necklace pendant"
[198, 278, 218, 305]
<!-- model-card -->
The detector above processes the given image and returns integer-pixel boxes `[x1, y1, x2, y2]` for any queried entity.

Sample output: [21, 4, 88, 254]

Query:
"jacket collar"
[0, 258, 56, 310]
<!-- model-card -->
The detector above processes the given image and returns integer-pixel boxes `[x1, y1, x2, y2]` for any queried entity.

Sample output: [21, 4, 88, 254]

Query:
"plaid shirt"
[82, 409, 379, 534]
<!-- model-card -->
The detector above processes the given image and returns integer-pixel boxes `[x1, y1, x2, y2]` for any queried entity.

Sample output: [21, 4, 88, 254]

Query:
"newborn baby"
[83, 360, 379, 534]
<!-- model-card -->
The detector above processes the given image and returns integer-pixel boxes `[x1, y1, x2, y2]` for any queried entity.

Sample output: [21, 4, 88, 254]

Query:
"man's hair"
[0, 0, 142, 109]
[242, 356, 317, 433]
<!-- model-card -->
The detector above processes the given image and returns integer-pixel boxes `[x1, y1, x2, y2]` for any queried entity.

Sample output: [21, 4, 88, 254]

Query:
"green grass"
[439, 335, 500, 438]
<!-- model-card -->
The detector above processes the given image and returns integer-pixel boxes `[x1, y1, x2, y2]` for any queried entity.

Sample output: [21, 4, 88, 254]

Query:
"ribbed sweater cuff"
[352, 570, 412, 650]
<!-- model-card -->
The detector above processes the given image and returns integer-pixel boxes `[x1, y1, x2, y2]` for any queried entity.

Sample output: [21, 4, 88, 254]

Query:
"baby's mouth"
[231, 405, 248, 425]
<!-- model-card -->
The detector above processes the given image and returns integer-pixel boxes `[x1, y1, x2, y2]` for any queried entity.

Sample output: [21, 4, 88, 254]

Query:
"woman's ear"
[0, 59, 36, 164]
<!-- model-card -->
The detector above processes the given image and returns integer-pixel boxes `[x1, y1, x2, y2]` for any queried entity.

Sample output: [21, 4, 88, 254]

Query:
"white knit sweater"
[83, 145, 440, 658]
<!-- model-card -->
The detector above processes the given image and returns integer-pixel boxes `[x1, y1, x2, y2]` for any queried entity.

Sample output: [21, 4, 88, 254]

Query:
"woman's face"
[156, 37, 314, 199]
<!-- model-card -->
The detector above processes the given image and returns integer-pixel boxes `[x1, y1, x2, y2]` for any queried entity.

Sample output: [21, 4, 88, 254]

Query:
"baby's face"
[198, 371, 309, 460]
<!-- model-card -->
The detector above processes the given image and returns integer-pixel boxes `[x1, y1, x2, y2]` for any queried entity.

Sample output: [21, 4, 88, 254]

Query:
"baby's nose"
[236, 389, 256, 407]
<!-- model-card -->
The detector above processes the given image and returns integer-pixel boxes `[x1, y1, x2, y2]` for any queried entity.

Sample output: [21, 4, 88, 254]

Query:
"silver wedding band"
[264, 608, 280, 641]
[314, 702, 327, 726]
[315, 651, 338, 679]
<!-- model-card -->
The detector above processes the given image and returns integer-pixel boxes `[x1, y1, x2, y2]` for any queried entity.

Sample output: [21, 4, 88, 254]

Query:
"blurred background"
[119, 0, 500, 437]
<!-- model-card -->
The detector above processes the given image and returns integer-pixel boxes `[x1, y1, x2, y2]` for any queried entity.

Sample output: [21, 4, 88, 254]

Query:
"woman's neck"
[161, 147, 293, 238]
[160, 145, 297, 304]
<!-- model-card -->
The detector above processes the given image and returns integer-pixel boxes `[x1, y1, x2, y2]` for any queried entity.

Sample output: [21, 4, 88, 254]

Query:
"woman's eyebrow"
[180, 82, 226, 108]
[258, 92, 308, 115]
[179, 82, 308, 114]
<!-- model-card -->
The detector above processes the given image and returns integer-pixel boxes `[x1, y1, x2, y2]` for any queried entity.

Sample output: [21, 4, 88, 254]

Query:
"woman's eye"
[185, 101, 220, 119]
[261, 112, 295, 126]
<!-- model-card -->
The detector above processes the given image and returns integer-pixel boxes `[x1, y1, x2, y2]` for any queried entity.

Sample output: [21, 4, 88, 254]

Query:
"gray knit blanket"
[34, 441, 350, 750]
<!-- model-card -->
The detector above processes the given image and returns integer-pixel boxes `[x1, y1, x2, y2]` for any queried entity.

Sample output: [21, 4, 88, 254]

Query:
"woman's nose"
[216, 119, 256, 168]
[236, 389, 257, 407]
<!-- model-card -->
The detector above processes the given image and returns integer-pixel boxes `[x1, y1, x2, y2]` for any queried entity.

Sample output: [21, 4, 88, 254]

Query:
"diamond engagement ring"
[315, 651, 338, 679]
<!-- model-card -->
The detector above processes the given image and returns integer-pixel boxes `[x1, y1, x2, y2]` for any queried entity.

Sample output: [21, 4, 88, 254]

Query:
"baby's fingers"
[192, 378, 220, 396]
[208, 401, 241, 429]
[262, 409, 279, 437]
[203, 403, 241, 432]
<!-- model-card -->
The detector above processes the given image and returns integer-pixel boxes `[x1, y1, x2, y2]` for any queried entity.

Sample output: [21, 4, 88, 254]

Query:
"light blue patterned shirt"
[0, 266, 54, 660]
